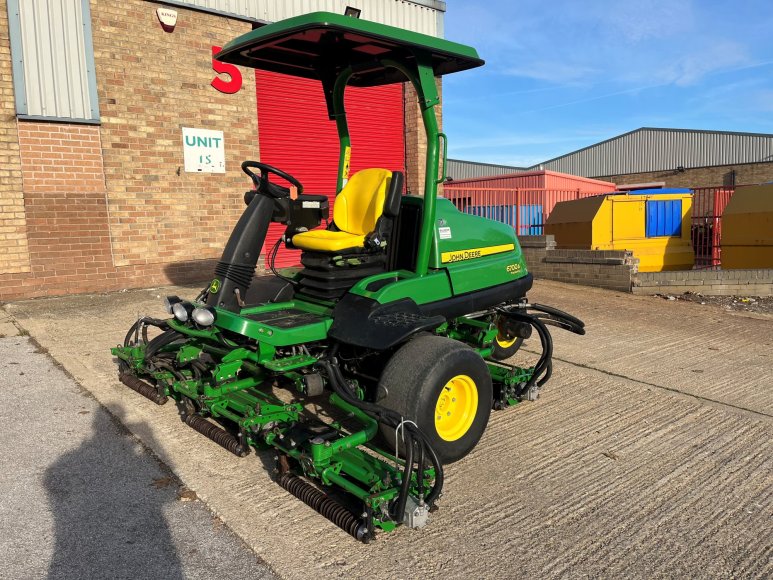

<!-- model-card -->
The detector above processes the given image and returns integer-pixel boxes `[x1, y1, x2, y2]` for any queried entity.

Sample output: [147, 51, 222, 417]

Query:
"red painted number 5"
[211, 45, 242, 94]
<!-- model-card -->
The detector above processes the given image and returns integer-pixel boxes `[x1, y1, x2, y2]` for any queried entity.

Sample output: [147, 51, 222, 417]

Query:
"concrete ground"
[3, 280, 772, 579]
[0, 325, 274, 579]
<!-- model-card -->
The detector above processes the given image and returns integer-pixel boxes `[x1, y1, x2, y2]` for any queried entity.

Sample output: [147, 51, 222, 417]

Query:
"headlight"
[191, 307, 216, 327]
[163, 295, 181, 314]
[172, 301, 191, 322]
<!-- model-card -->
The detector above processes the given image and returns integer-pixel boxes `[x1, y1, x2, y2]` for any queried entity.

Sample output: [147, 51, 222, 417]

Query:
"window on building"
[7, 0, 100, 123]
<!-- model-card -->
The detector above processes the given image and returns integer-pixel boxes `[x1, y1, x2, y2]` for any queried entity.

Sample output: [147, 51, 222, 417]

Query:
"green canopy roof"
[216, 11, 484, 86]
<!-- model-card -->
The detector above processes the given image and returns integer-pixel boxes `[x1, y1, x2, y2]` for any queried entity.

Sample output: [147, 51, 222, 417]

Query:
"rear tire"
[378, 335, 492, 464]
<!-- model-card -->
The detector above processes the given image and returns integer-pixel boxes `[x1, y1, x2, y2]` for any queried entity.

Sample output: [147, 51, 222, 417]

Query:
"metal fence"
[444, 184, 742, 269]
[690, 186, 737, 269]
[442, 187, 601, 235]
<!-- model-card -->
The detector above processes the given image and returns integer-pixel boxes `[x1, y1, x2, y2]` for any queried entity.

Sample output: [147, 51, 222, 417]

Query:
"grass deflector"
[111, 12, 585, 542]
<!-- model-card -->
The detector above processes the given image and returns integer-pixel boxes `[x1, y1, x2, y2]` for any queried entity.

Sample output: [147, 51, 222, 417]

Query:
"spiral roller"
[119, 373, 167, 405]
[278, 472, 371, 542]
[184, 414, 249, 457]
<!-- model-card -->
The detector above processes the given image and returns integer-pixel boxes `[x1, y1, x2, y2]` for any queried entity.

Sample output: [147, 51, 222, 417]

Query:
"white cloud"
[502, 62, 598, 84]
[449, 0, 757, 89]
[591, 0, 695, 43]
[651, 41, 750, 86]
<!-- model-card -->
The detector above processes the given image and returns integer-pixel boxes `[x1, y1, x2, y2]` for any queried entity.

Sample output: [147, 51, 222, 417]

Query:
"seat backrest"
[333, 168, 393, 235]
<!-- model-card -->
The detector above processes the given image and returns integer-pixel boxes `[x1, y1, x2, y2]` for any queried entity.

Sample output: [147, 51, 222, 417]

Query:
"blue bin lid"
[627, 187, 692, 195]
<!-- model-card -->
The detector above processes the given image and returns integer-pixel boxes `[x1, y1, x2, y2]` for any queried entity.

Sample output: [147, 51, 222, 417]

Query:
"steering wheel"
[241, 161, 304, 198]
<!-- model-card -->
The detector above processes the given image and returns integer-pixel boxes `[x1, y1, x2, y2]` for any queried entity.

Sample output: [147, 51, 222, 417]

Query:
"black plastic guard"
[329, 294, 445, 350]
[207, 194, 274, 312]
[419, 273, 534, 320]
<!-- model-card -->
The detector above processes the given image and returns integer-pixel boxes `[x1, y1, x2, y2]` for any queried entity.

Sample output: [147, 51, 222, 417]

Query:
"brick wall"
[92, 0, 256, 268]
[596, 161, 773, 189]
[0, 0, 30, 275]
[404, 78, 442, 197]
[16, 123, 113, 295]
[520, 235, 773, 296]
[634, 269, 773, 296]
[0, 119, 218, 300]
[0, 1, 256, 301]
[521, 235, 638, 292]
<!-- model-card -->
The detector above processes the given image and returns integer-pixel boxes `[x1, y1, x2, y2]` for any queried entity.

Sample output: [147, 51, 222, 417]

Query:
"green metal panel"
[212, 300, 333, 346]
[433, 198, 528, 294]
[444, 251, 526, 295]
[349, 269, 453, 305]
[430, 198, 524, 268]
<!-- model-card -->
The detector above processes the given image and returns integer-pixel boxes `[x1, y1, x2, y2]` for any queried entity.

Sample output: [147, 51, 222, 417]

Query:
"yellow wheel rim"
[495, 334, 517, 349]
[434, 374, 478, 442]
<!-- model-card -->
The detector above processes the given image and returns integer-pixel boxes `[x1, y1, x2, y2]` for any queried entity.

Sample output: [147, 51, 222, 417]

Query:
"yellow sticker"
[441, 243, 515, 264]
[342, 146, 352, 181]
[506, 263, 522, 274]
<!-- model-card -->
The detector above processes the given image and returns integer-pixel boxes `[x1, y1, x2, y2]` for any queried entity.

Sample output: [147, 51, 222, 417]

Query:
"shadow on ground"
[44, 405, 185, 580]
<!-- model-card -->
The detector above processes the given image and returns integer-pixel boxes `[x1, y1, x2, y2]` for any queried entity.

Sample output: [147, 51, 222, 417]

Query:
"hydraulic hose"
[504, 311, 553, 392]
[319, 355, 444, 511]
[529, 303, 585, 333]
[145, 329, 184, 360]
[494, 300, 587, 396]
[416, 443, 425, 501]
[528, 317, 552, 388]
[268, 237, 298, 287]
[393, 432, 414, 520]
[123, 317, 169, 347]
[326, 360, 418, 512]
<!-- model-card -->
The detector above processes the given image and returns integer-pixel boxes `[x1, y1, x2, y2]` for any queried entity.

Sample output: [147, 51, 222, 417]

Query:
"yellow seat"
[293, 168, 392, 253]
[289, 229, 366, 252]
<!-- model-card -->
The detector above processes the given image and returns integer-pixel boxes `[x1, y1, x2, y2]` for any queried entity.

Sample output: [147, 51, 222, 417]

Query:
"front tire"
[491, 334, 523, 361]
[378, 335, 493, 464]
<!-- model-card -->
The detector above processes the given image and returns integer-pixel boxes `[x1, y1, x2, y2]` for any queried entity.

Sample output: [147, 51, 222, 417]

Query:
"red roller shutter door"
[255, 70, 405, 267]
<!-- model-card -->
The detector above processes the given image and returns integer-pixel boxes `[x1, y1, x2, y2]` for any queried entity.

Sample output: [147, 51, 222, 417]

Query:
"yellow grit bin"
[721, 183, 773, 269]
[545, 189, 694, 272]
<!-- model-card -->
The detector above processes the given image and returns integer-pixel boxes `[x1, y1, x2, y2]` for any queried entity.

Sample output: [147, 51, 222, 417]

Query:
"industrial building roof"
[532, 128, 773, 178]
[450, 128, 773, 181]
[446, 159, 525, 180]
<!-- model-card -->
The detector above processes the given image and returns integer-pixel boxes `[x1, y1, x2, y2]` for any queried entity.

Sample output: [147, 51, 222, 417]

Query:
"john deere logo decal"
[209, 279, 221, 294]
[441, 243, 515, 264]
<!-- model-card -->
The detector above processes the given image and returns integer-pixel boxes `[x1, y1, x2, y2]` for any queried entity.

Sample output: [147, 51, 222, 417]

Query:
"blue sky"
[442, 0, 773, 167]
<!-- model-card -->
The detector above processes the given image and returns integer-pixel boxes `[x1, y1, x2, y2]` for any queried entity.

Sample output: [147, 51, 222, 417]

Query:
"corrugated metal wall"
[536, 128, 773, 178]
[163, 0, 444, 36]
[446, 159, 524, 181]
[8, 0, 98, 121]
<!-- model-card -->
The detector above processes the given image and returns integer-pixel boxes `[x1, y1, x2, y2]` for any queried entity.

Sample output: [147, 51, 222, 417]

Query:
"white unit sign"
[182, 127, 225, 173]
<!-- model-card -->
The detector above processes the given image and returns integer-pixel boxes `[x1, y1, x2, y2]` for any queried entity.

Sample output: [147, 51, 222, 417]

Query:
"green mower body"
[111, 11, 584, 542]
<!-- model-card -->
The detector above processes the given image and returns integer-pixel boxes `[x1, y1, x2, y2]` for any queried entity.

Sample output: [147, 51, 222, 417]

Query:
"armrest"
[284, 195, 330, 241]
[294, 194, 329, 210]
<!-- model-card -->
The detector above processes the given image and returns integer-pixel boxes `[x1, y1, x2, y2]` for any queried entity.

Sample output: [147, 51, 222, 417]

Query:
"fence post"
[515, 189, 520, 236]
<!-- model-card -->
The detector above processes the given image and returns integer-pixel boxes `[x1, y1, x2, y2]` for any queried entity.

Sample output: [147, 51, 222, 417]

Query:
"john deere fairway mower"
[112, 12, 584, 542]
